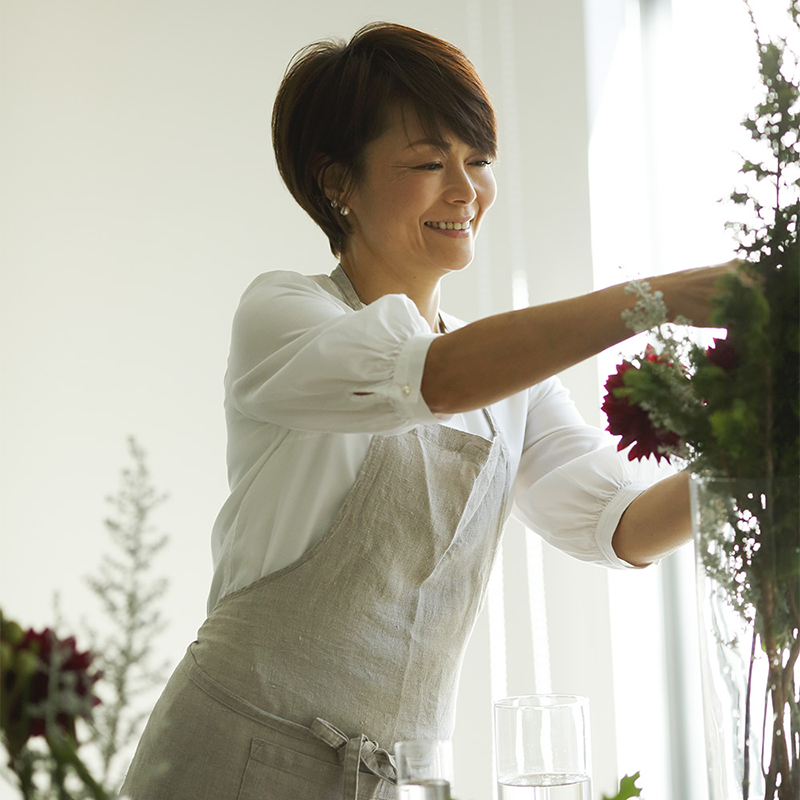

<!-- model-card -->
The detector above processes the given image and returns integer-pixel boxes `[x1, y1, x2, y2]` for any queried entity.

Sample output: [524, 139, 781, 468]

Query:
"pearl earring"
[331, 198, 349, 216]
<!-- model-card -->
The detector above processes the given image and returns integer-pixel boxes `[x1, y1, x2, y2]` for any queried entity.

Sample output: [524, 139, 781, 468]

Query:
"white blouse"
[207, 269, 667, 612]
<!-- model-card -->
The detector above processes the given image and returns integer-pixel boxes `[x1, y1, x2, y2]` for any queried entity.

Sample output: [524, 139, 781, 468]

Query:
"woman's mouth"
[424, 219, 472, 231]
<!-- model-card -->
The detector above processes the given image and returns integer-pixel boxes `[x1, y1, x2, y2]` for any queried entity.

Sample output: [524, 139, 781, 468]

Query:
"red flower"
[3, 625, 102, 746]
[705, 337, 739, 371]
[602, 357, 681, 464]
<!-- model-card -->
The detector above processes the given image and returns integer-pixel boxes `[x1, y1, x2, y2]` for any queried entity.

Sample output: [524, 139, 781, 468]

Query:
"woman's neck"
[339, 256, 443, 334]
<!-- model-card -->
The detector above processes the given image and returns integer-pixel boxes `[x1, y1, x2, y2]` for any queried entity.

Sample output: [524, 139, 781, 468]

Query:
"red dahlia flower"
[705, 336, 739, 371]
[602, 357, 681, 464]
[3, 624, 102, 748]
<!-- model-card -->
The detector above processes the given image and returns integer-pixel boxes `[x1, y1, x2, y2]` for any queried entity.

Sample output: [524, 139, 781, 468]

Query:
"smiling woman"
[117, 20, 737, 800]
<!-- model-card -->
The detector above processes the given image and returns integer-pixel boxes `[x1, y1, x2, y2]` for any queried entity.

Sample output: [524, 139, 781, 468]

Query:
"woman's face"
[341, 105, 497, 283]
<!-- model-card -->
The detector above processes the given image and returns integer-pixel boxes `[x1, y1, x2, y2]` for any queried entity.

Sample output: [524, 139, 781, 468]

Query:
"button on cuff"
[391, 333, 441, 423]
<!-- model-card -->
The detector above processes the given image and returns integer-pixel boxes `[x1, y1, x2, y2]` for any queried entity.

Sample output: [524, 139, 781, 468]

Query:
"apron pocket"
[237, 736, 342, 800]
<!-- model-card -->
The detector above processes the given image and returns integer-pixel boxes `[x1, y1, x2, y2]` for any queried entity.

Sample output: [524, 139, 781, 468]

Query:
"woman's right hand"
[650, 259, 742, 327]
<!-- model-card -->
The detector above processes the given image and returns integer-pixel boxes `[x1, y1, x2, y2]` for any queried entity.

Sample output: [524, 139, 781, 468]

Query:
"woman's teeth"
[426, 221, 471, 231]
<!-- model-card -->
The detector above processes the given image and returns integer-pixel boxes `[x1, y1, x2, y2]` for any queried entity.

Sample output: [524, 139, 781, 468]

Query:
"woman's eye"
[415, 162, 443, 171]
[472, 159, 494, 168]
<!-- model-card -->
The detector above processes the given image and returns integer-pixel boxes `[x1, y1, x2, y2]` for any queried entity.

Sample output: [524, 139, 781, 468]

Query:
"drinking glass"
[394, 739, 453, 800]
[494, 695, 591, 800]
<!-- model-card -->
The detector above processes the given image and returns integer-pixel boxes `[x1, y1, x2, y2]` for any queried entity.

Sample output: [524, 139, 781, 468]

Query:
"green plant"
[602, 4, 799, 797]
[603, 0, 798, 476]
[601, 772, 642, 800]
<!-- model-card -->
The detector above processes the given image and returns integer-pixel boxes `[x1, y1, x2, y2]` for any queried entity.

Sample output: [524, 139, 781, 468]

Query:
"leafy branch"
[2, 437, 172, 798]
[83, 437, 170, 788]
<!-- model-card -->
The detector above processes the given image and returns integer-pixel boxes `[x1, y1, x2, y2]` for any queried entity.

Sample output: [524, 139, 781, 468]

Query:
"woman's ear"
[315, 157, 351, 207]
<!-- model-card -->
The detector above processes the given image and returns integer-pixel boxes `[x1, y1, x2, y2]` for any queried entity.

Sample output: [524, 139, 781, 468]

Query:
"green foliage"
[618, 0, 800, 628]
[615, 2, 799, 482]
[601, 772, 643, 800]
[606, 5, 799, 796]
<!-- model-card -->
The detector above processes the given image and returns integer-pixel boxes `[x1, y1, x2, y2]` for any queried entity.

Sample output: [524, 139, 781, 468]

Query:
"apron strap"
[330, 264, 365, 311]
[311, 717, 397, 800]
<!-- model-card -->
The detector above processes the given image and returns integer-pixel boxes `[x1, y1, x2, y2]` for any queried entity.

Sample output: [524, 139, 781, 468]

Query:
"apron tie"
[311, 717, 397, 800]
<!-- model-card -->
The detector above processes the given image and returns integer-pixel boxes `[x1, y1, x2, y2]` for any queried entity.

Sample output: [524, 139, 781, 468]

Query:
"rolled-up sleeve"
[511, 378, 671, 569]
[226, 271, 441, 433]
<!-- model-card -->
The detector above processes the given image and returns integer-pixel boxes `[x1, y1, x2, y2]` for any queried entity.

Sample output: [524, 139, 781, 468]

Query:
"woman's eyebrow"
[405, 138, 451, 151]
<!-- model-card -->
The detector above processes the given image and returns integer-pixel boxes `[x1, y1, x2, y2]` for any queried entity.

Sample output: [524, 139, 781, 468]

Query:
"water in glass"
[498, 773, 591, 800]
[397, 779, 451, 800]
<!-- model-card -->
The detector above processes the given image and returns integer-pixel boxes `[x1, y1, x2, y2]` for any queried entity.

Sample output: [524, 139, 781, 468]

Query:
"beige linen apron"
[122, 267, 512, 800]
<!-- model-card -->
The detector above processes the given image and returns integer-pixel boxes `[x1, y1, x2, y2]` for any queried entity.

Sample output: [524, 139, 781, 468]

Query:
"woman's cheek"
[481, 171, 498, 211]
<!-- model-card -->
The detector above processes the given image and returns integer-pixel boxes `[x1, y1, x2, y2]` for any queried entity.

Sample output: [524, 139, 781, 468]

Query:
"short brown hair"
[272, 22, 498, 256]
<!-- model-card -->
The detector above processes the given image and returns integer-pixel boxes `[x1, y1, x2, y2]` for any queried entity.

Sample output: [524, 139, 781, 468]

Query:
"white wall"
[1, 1, 620, 797]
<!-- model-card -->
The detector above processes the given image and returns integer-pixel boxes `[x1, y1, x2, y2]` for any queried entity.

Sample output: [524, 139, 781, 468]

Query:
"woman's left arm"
[511, 378, 671, 570]
[611, 472, 692, 567]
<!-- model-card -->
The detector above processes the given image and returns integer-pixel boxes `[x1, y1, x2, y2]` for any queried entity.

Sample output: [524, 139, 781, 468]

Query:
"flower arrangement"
[0, 613, 109, 800]
[602, 4, 798, 798]
[602, 0, 798, 478]
[1, 439, 169, 800]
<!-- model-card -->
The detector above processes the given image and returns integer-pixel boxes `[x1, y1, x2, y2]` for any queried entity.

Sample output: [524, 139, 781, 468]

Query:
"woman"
[122, 22, 732, 800]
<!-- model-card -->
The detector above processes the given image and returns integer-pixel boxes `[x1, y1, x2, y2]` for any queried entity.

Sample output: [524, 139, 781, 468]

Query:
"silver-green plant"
[83, 437, 170, 789]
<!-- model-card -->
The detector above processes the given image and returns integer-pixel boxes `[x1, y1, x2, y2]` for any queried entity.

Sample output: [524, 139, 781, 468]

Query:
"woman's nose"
[444, 167, 478, 204]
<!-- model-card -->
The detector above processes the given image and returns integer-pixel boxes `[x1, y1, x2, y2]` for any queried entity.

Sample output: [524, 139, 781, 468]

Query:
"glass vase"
[690, 475, 800, 800]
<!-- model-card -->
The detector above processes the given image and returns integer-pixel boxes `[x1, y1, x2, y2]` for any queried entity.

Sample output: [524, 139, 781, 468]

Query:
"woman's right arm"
[421, 262, 737, 415]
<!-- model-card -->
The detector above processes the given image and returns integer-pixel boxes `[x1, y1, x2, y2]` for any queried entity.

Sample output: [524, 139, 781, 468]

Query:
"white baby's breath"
[621, 279, 669, 333]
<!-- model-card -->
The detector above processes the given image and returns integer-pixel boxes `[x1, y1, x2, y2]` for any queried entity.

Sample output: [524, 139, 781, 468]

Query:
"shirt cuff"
[389, 332, 443, 424]
[594, 482, 654, 569]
